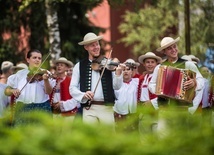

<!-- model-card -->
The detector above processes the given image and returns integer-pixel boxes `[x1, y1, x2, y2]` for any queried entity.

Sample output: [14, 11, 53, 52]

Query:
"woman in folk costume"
[50, 57, 79, 122]
[5, 49, 55, 125]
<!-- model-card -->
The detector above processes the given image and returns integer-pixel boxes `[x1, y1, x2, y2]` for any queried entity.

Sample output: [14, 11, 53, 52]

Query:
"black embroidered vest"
[79, 58, 115, 106]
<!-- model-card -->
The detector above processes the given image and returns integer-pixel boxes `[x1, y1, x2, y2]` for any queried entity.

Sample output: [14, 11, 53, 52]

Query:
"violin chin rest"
[91, 63, 101, 71]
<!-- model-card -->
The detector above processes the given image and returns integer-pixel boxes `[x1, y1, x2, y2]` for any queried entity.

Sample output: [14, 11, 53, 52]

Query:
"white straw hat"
[138, 52, 162, 64]
[181, 55, 200, 64]
[1, 61, 14, 70]
[181, 55, 192, 61]
[54, 57, 73, 67]
[12, 63, 28, 70]
[124, 59, 140, 67]
[156, 37, 180, 52]
[78, 32, 103, 45]
[188, 55, 200, 64]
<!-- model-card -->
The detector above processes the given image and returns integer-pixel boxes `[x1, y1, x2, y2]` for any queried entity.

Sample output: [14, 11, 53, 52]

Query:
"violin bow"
[9, 50, 52, 124]
[86, 49, 113, 109]
[19, 49, 52, 93]
[93, 49, 113, 97]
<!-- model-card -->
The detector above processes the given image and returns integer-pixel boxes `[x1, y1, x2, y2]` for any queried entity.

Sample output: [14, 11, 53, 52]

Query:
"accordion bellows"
[156, 65, 196, 103]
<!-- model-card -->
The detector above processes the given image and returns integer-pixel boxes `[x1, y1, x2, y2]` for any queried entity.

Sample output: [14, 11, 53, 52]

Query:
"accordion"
[155, 65, 196, 103]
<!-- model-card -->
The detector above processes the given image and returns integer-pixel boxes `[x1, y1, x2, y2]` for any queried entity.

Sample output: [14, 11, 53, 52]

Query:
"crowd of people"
[0, 32, 213, 133]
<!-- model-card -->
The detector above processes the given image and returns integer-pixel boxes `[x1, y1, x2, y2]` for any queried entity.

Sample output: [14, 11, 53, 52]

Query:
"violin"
[27, 69, 54, 83]
[91, 55, 121, 71]
[91, 55, 137, 71]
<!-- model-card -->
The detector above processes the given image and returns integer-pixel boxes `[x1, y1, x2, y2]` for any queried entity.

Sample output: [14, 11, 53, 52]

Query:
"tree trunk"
[45, 0, 61, 66]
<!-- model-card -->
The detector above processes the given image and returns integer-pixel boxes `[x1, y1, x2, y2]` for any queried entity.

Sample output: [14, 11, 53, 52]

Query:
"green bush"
[0, 109, 214, 155]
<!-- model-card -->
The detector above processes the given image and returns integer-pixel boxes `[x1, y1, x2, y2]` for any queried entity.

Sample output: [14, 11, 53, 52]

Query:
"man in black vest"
[69, 32, 124, 126]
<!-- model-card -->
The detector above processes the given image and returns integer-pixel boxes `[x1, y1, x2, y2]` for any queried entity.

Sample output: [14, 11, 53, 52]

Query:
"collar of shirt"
[124, 79, 132, 84]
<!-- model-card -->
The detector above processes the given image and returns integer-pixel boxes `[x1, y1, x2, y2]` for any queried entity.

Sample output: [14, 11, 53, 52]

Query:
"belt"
[90, 101, 105, 105]
[61, 107, 78, 117]
[52, 107, 78, 117]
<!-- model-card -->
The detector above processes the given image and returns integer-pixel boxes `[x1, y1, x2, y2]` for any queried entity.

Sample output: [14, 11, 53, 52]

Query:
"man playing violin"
[69, 32, 124, 127]
[5, 49, 54, 125]
[50, 57, 79, 122]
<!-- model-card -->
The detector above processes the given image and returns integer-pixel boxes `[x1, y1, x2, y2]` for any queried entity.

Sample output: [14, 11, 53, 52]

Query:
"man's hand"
[83, 91, 94, 101]
[183, 76, 196, 90]
[52, 102, 61, 113]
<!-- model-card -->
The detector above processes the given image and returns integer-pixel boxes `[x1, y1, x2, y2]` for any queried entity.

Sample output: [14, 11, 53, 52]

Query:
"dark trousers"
[13, 100, 52, 126]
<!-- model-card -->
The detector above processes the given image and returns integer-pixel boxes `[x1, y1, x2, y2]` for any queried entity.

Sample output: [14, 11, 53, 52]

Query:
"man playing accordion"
[148, 36, 204, 136]
[148, 36, 204, 114]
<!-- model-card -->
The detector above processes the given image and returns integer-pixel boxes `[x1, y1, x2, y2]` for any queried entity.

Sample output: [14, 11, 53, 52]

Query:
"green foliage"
[107, 0, 143, 10]
[118, 0, 214, 58]
[0, 0, 104, 65]
[179, 0, 214, 61]
[118, 0, 179, 55]
[19, 0, 104, 11]
[0, 108, 214, 155]
[0, 1, 25, 64]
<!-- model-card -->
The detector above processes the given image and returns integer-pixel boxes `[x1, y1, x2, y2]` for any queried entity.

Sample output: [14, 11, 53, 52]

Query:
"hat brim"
[156, 37, 180, 52]
[12, 64, 28, 70]
[191, 58, 200, 63]
[138, 55, 162, 64]
[135, 62, 140, 66]
[12, 66, 25, 70]
[78, 36, 103, 45]
[125, 62, 140, 67]
[54, 60, 73, 67]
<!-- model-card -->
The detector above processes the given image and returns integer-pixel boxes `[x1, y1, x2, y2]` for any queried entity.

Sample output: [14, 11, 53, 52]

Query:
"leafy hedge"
[0, 109, 213, 155]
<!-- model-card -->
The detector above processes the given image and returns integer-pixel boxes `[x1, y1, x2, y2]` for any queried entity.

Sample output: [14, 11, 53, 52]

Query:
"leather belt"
[52, 107, 78, 117]
[90, 101, 105, 105]
[61, 107, 78, 117]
